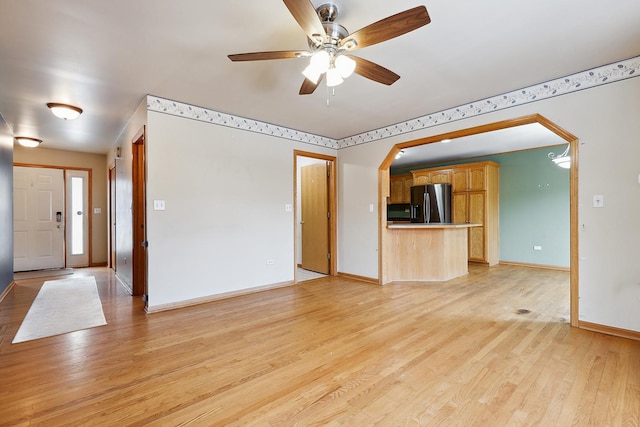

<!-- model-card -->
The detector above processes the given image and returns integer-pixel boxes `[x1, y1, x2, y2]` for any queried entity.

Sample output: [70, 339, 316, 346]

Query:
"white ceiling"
[390, 123, 568, 170]
[1, 0, 639, 154]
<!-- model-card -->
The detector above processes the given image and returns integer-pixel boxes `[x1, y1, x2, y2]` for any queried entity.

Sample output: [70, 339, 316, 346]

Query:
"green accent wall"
[392, 145, 570, 267]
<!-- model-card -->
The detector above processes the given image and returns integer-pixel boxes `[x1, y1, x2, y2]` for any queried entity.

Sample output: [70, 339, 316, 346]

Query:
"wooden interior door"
[301, 162, 329, 274]
[132, 127, 147, 297]
[109, 165, 116, 270]
[13, 166, 65, 271]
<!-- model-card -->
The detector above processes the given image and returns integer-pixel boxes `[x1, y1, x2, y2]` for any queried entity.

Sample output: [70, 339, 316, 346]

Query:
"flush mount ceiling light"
[548, 144, 571, 169]
[15, 136, 42, 148]
[395, 149, 405, 160]
[46, 102, 83, 120]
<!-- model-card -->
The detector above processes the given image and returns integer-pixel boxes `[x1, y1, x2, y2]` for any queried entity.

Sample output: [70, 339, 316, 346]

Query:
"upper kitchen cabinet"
[451, 162, 498, 192]
[389, 173, 413, 203]
[411, 167, 452, 186]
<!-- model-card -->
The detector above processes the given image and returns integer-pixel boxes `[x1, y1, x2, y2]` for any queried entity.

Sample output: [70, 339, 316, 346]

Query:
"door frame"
[131, 126, 147, 299]
[294, 150, 337, 282]
[378, 113, 579, 327]
[14, 163, 93, 268]
[108, 163, 116, 269]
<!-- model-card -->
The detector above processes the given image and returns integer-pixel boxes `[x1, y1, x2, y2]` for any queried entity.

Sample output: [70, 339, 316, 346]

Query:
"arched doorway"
[378, 114, 579, 326]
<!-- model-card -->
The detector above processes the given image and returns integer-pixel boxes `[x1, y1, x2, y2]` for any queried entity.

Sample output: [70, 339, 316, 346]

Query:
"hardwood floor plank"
[0, 265, 638, 425]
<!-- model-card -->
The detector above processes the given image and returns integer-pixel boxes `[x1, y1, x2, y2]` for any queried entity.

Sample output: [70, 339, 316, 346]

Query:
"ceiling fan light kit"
[228, 0, 431, 95]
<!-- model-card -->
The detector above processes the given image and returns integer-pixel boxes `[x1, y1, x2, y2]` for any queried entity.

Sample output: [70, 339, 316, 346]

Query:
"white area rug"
[12, 276, 107, 344]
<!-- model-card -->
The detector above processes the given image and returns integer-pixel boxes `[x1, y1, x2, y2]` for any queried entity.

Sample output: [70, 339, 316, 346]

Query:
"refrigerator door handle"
[424, 193, 430, 223]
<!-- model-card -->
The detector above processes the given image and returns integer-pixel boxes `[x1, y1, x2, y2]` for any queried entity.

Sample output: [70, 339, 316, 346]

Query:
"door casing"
[294, 150, 337, 281]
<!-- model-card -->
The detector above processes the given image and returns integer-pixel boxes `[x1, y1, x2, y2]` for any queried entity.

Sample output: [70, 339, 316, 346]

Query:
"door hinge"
[327, 211, 330, 219]
[327, 253, 331, 260]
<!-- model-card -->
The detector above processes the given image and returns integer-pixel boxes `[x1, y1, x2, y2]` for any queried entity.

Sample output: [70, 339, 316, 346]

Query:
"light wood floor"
[1, 265, 638, 426]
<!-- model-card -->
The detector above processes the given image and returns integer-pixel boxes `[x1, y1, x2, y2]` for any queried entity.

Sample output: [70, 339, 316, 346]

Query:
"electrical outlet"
[533, 245, 542, 251]
[153, 200, 166, 211]
[266, 259, 275, 265]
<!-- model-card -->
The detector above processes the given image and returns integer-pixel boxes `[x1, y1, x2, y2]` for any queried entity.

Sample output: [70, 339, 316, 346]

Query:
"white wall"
[338, 77, 640, 332]
[145, 111, 336, 308]
[109, 99, 147, 291]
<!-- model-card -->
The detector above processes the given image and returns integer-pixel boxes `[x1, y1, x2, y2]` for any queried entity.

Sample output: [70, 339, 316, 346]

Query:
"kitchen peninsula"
[384, 223, 480, 282]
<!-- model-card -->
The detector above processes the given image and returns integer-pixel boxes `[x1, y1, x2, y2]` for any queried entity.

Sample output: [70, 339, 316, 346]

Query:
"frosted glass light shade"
[15, 137, 42, 148]
[302, 64, 322, 84]
[309, 50, 330, 73]
[47, 103, 83, 120]
[326, 67, 344, 87]
[552, 156, 571, 168]
[335, 55, 356, 78]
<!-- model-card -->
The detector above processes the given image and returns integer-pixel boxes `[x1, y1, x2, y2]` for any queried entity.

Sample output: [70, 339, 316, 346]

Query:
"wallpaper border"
[147, 56, 639, 150]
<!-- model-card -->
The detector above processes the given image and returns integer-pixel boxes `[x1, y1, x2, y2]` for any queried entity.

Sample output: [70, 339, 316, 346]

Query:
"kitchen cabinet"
[451, 164, 490, 191]
[389, 173, 413, 203]
[453, 191, 488, 262]
[452, 161, 499, 265]
[411, 167, 451, 186]
[400, 161, 498, 265]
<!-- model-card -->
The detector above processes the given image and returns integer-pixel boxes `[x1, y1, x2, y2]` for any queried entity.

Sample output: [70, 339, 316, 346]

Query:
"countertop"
[386, 223, 481, 229]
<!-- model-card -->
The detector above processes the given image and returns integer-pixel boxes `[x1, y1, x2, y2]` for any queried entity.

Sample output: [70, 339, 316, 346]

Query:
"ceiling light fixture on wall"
[548, 144, 571, 169]
[15, 136, 42, 148]
[395, 150, 405, 160]
[46, 102, 83, 120]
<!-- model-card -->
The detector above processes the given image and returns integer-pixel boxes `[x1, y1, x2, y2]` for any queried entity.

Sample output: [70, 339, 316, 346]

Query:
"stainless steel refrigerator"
[410, 183, 452, 223]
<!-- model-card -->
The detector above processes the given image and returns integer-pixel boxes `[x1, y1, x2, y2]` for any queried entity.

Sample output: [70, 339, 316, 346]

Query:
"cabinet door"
[469, 166, 486, 191]
[390, 178, 404, 203]
[412, 173, 429, 185]
[468, 192, 486, 261]
[452, 193, 468, 223]
[402, 177, 413, 203]
[430, 169, 451, 184]
[452, 168, 468, 192]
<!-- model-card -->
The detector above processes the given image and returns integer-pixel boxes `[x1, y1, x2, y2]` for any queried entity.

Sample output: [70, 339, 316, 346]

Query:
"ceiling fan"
[228, 0, 431, 95]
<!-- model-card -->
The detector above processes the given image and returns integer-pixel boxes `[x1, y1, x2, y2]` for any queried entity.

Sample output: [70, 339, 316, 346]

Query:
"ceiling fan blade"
[351, 56, 400, 86]
[340, 6, 431, 50]
[283, 0, 326, 41]
[228, 50, 309, 61]
[299, 75, 324, 95]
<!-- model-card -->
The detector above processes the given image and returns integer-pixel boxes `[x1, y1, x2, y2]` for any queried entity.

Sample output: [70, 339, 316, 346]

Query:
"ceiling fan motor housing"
[308, 3, 349, 48]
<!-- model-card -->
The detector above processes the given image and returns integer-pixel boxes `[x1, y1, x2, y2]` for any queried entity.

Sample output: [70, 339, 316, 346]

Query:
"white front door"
[65, 169, 89, 268]
[13, 166, 65, 271]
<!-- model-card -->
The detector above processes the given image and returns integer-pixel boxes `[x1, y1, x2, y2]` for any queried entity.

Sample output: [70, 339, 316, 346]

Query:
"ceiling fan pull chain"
[326, 85, 330, 107]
